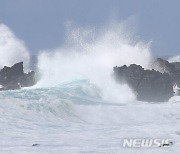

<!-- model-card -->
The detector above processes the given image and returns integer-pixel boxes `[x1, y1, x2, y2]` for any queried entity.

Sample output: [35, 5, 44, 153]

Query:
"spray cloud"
[37, 21, 153, 103]
[0, 24, 30, 69]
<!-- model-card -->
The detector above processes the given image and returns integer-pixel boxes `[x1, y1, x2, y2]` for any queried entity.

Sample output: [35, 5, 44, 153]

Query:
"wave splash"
[36, 22, 153, 103]
[0, 24, 30, 69]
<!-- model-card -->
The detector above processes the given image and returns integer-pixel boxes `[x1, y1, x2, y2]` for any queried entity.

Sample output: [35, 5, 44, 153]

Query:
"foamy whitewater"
[1, 23, 180, 154]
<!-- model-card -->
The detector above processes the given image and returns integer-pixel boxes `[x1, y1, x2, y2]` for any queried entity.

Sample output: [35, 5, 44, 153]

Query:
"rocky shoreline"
[113, 58, 180, 102]
[1, 59, 180, 102]
[0, 62, 37, 91]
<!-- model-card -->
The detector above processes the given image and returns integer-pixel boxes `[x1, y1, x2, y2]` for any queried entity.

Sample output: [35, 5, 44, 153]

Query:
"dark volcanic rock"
[113, 64, 144, 90]
[137, 70, 173, 102]
[0, 62, 36, 91]
[113, 64, 174, 102]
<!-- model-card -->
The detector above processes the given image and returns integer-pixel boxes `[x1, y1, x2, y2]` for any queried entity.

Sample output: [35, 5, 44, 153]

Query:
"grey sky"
[0, 0, 179, 56]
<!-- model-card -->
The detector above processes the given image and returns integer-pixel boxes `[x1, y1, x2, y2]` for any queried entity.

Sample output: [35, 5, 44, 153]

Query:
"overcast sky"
[0, 0, 180, 56]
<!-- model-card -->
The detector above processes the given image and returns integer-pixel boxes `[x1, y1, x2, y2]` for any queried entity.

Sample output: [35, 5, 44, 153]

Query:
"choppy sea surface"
[0, 80, 180, 154]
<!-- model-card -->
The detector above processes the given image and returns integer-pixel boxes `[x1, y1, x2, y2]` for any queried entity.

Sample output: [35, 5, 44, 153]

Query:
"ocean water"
[1, 22, 180, 153]
[1, 80, 180, 154]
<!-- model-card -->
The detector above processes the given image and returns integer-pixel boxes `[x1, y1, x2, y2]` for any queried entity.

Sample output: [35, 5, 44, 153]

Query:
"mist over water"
[37, 22, 153, 103]
[0, 24, 30, 69]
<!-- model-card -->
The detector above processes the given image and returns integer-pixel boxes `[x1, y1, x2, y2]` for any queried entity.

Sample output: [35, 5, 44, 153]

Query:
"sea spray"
[168, 55, 180, 62]
[0, 24, 30, 69]
[37, 22, 153, 103]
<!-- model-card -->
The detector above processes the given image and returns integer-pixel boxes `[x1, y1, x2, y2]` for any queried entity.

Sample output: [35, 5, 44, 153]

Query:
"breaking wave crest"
[36, 22, 153, 103]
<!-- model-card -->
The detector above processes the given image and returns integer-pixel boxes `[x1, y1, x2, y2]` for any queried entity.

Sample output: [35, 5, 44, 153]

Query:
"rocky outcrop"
[113, 64, 174, 102]
[0, 62, 36, 91]
[113, 58, 180, 102]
